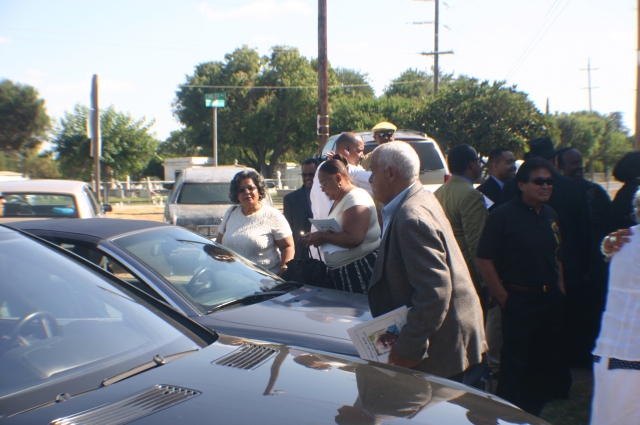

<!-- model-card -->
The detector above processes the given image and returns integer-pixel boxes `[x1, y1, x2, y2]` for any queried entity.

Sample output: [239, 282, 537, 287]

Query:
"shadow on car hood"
[8, 334, 549, 425]
[201, 286, 372, 356]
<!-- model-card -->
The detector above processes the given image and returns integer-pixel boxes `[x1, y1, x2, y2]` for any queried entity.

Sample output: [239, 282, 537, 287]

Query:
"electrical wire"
[503, 0, 572, 81]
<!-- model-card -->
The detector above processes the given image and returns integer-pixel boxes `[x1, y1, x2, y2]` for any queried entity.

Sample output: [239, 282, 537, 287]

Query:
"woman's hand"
[303, 232, 326, 248]
[275, 235, 295, 275]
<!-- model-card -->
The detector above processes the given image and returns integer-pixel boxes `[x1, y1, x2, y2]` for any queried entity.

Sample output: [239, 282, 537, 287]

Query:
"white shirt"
[323, 187, 380, 268]
[219, 205, 292, 273]
[593, 224, 640, 360]
[309, 161, 372, 260]
[310, 161, 373, 223]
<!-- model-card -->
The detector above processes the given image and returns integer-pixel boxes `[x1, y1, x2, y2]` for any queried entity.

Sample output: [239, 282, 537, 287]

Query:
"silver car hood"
[204, 287, 372, 356]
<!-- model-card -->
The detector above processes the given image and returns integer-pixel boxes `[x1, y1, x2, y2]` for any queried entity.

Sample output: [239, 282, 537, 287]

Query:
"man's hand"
[602, 228, 633, 258]
[496, 292, 508, 309]
[388, 346, 421, 368]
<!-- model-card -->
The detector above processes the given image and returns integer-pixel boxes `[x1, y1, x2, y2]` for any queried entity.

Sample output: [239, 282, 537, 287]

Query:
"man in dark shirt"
[283, 158, 318, 258]
[499, 138, 591, 367]
[477, 158, 570, 416]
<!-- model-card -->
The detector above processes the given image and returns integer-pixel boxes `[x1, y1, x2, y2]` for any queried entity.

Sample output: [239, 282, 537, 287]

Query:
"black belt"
[504, 283, 556, 293]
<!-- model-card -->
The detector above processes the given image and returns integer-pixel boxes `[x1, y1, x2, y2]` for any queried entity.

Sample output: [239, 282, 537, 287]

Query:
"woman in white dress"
[591, 190, 640, 424]
[304, 154, 380, 294]
[216, 170, 294, 276]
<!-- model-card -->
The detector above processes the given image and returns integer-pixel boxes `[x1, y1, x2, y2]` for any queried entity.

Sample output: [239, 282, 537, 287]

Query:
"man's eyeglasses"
[529, 178, 554, 186]
[237, 185, 258, 193]
[376, 131, 394, 138]
[301, 172, 316, 178]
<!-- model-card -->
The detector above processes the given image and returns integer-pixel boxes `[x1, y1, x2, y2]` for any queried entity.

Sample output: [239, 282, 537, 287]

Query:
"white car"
[321, 130, 451, 192]
[0, 179, 111, 223]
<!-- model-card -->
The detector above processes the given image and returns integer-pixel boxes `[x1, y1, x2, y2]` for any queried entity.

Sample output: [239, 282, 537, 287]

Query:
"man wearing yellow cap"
[361, 122, 397, 171]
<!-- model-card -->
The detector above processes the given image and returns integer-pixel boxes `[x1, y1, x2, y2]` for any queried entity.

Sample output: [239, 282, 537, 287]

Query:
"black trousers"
[496, 287, 571, 416]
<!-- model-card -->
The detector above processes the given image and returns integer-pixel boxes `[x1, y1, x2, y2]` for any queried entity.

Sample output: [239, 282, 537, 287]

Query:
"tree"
[384, 68, 453, 98]
[411, 76, 551, 156]
[0, 79, 50, 155]
[53, 104, 158, 181]
[332, 67, 374, 98]
[174, 45, 318, 176]
[20, 147, 60, 179]
[157, 128, 204, 158]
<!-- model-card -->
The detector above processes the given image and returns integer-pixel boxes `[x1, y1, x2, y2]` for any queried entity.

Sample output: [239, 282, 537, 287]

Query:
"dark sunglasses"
[529, 178, 554, 186]
[237, 185, 257, 193]
[301, 172, 316, 178]
[376, 131, 394, 138]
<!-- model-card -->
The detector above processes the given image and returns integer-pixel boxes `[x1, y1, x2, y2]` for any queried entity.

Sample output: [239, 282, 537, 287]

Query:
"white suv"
[320, 130, 450, 191]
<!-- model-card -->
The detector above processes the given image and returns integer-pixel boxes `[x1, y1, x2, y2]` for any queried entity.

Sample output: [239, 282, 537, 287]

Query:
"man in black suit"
[283, 158, 319, 258]
[555, 147, 611, 364]
[477, 148, 516, 213]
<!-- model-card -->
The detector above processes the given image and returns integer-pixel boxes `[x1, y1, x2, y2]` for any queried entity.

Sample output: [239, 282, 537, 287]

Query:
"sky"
[1, 0, 637, 144]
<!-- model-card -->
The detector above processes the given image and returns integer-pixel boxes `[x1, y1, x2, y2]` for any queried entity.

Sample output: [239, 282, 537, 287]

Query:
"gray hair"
[634, 190, 640, 223]
[372, 141, 419, 180]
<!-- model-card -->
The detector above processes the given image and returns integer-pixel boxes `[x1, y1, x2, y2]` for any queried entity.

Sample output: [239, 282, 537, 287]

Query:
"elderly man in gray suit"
[367, 141, 487, 381]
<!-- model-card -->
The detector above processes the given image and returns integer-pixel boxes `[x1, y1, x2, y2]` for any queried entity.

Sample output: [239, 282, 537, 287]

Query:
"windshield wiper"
[265, 281, 303, 292]
[207, 291, 288, 314]
[101, 349, 199, 387]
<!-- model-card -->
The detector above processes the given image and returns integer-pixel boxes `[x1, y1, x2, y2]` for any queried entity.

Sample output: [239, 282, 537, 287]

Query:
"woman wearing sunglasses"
[216, 170, 294, 276]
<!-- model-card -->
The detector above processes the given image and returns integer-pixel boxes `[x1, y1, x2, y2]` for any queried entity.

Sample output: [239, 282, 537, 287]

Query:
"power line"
[180, 80, 432, 90]
[504, 0, 572, 81]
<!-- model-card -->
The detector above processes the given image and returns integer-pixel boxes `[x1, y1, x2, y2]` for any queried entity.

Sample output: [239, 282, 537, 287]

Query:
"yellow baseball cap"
[372, 122, 397, 132]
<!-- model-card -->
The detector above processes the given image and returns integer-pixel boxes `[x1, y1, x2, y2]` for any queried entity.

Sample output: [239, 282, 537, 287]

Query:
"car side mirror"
[103, 204, 113, 213]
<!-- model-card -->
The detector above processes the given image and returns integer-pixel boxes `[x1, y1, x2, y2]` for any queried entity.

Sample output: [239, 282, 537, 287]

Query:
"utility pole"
[580, 58, 598, 112]
[213, 106, 218, 166]
[317, 0, 329, 154]
[417, 0, 453, 94]
[90, 74, 101, 202]
[636, 0, 640, 150]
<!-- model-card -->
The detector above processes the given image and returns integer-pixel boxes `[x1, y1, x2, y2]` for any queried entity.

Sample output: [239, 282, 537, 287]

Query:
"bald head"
[334, 132, 365, 166]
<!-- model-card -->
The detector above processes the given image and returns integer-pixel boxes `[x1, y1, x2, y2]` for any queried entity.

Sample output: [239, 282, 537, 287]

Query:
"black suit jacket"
[283, 187, 313, 247]
[499, 171, 591, 289]
[476, 177, 502, 213]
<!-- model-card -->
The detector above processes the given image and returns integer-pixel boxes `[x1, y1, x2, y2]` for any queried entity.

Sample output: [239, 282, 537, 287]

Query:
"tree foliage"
[53, 104, 158, 180]
[410, 77, 551, 156]
[174, 45, 321, 176]
[554, 111, 633, 173]
[20, 147, 60, 179]
[384, 68, 453, 98]
[0, 79, 50, 155]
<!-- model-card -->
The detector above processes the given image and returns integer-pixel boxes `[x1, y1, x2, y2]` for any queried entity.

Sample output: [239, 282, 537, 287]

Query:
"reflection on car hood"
[7, 334, 549, 425]
[202, 286, 373, 357]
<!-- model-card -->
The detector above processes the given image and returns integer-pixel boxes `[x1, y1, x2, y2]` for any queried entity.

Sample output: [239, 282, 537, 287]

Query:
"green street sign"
[205, 93, 226, 108]
[205, 92, 225, 99]
[205, 98, 226, 108]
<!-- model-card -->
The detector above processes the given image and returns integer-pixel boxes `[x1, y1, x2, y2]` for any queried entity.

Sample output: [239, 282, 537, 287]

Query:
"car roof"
[7, 218, 171, 240]
[182, 166, 251, 182]
[0, 179, 90, 193]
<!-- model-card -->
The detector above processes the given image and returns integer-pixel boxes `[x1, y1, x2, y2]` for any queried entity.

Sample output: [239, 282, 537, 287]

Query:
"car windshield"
[0, 230, 209, 414]
[112, 227, 284, 314]
[2, 193, 79, 218]
[177, 183, 230, 204]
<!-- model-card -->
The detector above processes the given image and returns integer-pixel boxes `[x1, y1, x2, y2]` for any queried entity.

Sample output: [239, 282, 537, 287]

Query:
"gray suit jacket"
[368, 183, 487, 378]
